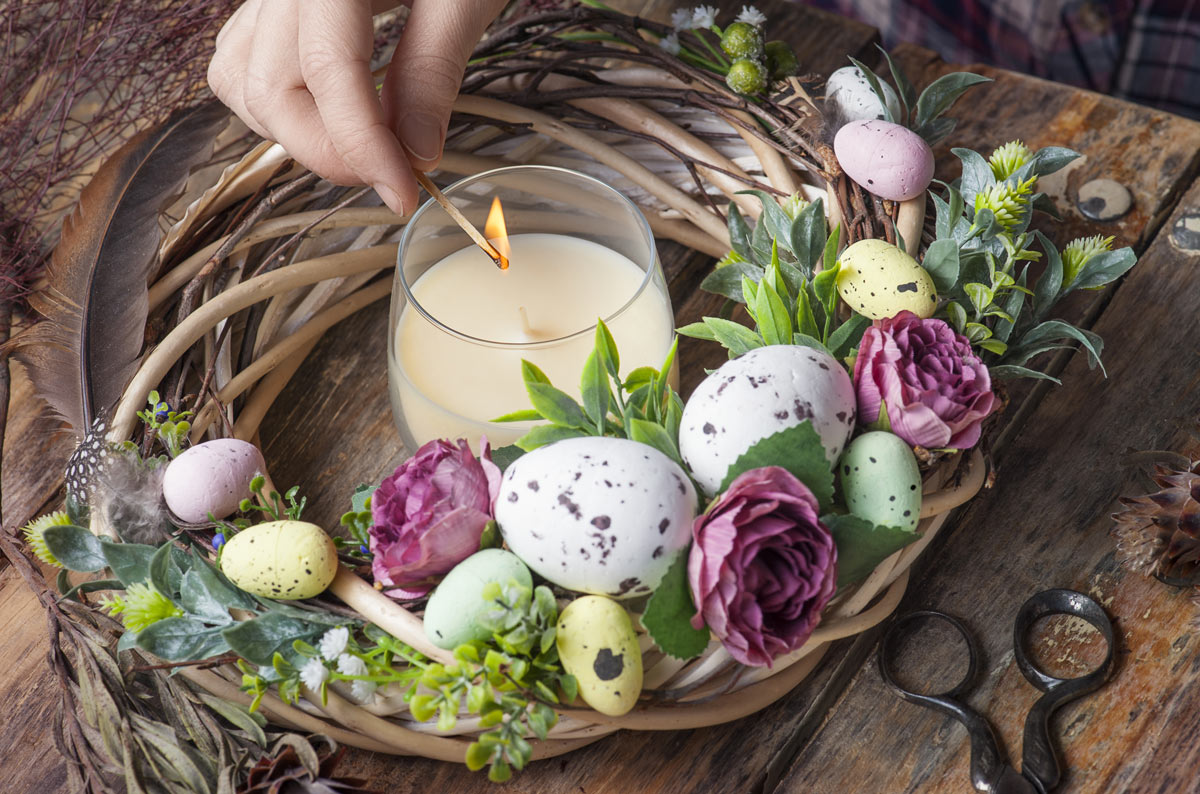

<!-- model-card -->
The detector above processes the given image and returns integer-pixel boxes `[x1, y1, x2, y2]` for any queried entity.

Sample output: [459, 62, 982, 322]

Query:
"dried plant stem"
[230, 346, 317, 443]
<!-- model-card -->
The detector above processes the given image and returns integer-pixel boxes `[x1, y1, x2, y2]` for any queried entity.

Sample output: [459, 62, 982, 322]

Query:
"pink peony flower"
[369, 439, 501, 598]
[688, 467, 837, 667]
[853, 311, 996, 449]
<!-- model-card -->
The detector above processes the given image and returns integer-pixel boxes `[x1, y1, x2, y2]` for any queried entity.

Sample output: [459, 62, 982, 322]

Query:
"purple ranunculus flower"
[854, 311, 996, 450]
[369, 438, 501, 598]
[688, 467, 837, 668]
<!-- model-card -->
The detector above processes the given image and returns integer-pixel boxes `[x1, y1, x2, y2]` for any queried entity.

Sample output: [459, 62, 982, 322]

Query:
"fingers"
[382, 0, 508, 170]
[208, 0, 271, 140]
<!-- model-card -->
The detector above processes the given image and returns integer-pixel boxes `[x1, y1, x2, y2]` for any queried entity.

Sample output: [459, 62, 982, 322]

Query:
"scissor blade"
[992, 767, 1040, 794]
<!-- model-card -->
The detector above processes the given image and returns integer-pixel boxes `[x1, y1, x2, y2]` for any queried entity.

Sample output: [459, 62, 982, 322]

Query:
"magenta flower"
[370, 439, 501, 598]
[688, 467, 837, 667]
[854, 311, 996, 449]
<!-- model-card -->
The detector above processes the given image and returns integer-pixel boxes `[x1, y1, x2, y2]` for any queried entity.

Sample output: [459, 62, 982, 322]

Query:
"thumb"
[382, 0, 506, 170]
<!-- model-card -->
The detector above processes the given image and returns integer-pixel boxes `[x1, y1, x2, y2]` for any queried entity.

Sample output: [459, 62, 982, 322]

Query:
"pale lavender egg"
[162, 438, 265, 524]
[833, 119, 935, 201]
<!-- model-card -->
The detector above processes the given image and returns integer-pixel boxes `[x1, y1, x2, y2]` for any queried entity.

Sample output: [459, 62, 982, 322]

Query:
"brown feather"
[11, 100, 231, 431]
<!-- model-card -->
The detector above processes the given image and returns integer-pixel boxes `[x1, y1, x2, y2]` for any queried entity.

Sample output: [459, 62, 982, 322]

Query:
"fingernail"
[399, 112, 443, 164]
[374, 183, 404, 215]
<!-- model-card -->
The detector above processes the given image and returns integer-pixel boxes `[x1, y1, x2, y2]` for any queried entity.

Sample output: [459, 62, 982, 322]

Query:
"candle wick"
[518, 306, 535, 337]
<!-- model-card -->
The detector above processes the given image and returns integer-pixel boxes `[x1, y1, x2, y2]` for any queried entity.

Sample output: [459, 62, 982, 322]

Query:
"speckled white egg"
[424, 549, 533, 650]
[834, 119, 935, 201]
[494, 437, 696, 599]
[826, 65, 901, 123]
[679, 345, 856, 495]
[839, 432, 923, 531]
[836, 238, 937, 320]
[220, 520, 338, 600]
[162, 439, 265, 524]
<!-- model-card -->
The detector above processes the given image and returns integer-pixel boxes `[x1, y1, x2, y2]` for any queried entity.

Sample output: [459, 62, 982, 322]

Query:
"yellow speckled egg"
[556, 596, 643, 716]
[220, 520, 338, 599]
[836, 238, 937, 319]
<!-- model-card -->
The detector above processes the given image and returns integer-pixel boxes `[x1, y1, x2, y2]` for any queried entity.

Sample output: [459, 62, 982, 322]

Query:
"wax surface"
[390, 233, 674, 447]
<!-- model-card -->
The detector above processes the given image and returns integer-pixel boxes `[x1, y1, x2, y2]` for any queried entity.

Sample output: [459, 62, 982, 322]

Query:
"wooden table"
[5, 1, 1200, 791]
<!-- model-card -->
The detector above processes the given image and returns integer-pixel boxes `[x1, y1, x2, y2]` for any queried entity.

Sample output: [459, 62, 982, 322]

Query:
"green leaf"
[739, 190, 795, 256]
[755, 274, 793, 346]
[1065, 247, 1136, 292]
[717, 422, 835, 510]
[222, 612, 324, 666]
[520, 360, 551, 385]
[1019, 320, 1105, 373]
[915, 72, 992, 131]
[749, 206, 774, 265]
[149, 540, 178, 600]
[194, 692, 267, 747]
[812, 262, 841, 336]
[101, 540, 158, 585]
[825, 514, 919, 588]
[727, 204, 753, 261]
[639, 551, 710, 660]
[788, 198, 827, 277]
[823, 223, 840, 273]
[846, 56, 895, 123]
[43, 525, 106, 572]
[921, 239, 960, 294]
[951, 147, 995, 204]
[490, 408, 543, 423]
[622, 366, 658, 391]
[964, 322, 992, 342]
[992, 267, 1028, 344]
[1031, 231, 1063, 321]
[794, 287, 820, 341]
[595, 319, 621, 381]
[179, 568, 234, 624]
[137, 618, 230, 662]
[191, 552, 256, 611]
[489, 445, 525, 472]
[964, 283, 992, 314]
[701, 317, 763, 356]
[350, 484, 374, 514]
[877, 45, 917, 123]
[945, 300, 968, 332]
[628, 419, 683, 467]
[580, 349, 609, 430]
[791, 332, 833, 358]
[988, 364, 1062, 383]
[515, 425, 586, 452]
[1029, 146, 1080, 177]
[826, 313, 870, 360]
[58, 578, 124, 601]
[676, 321, 717, 342]
[977, 339, 1008, 355]
[701, 259, 763, 304]
[525, 382, 590, 430]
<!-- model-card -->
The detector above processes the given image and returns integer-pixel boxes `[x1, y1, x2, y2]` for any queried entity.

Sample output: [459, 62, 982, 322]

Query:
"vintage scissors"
[877, 589, 1115, 794]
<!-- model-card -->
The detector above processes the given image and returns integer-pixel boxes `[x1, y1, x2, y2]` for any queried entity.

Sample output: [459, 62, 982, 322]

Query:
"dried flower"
[659, 32, 682, 56]
[988, 141, 1034, 180]
[370, 439, 502, 597]
[688, 467, 837, 667]
[736, 5, 767, 25]
[854, 311, 996, 449]
[319, 626, 350, 660]
[692, 5, 719, 29]
[974, 176, 1035, 232]
[299, 658, 331, 691]
[671, 8, 694, 30]
[99, 582, 182, 633]
[1062, 234, 1115, 287]
[22, 510, 71, 567]
[1112, 463, 1200, 581]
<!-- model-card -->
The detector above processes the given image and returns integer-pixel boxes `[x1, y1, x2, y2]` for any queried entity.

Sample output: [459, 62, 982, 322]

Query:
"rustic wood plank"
[775, 175, 1200, 792]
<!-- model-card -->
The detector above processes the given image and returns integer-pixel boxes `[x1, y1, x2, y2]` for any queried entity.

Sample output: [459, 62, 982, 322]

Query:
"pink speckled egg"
[162, 439, 265, 523]
[833, 119, 935, 201]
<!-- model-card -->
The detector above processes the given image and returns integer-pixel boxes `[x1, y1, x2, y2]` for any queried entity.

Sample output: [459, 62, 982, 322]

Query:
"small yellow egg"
[556, 596, 643, 716]
[220, 520, 338, 600]
[836, 238, 937, 320]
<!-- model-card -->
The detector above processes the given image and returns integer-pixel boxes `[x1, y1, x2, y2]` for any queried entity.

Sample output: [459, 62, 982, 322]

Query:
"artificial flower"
[336, 653, 376, 701]
[988, 140, 1034, 180]
[369, 438, 501, 598]
[1062, 234, 1115, 287]
[671, 7, 693, 29]
[22, 510, 71, 566]
[974, 176, 1035, 232]
[659, 32, 682, 55]
[736, 5, 767, 26]
[99, 582, 182, 633]
[692, 5, 718, 29]
[299, 657, 330, 691]
[318, 626, 350, 661]
[854, 311, 996, 449]
[688, 467, 837, 667]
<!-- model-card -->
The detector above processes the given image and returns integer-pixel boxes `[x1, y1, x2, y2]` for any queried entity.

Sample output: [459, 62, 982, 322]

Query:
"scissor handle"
[1012, 589, 1116, 792]
[879, 611, 1016, 793]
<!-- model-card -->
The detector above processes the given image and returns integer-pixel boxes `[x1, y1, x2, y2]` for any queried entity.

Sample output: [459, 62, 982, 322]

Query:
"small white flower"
[671, 8, 693, 30]
[692, 5, 718, 29]
[736, 5, 767, 26]
[351, 678, 378, 701]
[337, 653, 368, 677]
[318, 626, 349, 661]
[299, 658, 329, 691]
[659, 32, 682, 55]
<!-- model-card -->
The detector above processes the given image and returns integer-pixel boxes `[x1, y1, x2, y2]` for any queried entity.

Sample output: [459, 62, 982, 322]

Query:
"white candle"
[389, 232, 676, 449]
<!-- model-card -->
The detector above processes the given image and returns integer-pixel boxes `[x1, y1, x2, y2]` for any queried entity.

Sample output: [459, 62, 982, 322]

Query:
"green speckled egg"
[556, 596, 642, 716]
[424, 549, 532, 650]
[839, 431, 922, 531]
[836, 238, 936, 320]
[220, 520, 338, 599]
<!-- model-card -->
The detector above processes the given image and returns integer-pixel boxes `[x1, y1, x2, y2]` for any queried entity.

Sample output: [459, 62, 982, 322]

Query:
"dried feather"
[10, 101, 230, 431]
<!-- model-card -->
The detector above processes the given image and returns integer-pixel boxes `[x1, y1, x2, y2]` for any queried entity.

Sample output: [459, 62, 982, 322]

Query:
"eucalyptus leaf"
[101, 541, 159, 586]
[1065, 247, 1136, 292]
[43, 525, 107, 572]
[739, 190, 795, 256]
[914, 72, 991, 131]
[515, 425, 587, 452]
[59, 578, 125, 601]
[878, 45, 917, 123]
[1020, 320, 1105, 372]
[952, 147, 995, 204]
[921, 239, 961, 294]
[750, 206, 774, 265]
[992, 267, 1028, 344]
[717, 422, 834, 510]
[350, 484, 375, 514]
[988, 364, 1062, 383]
[727, 204, 753, 261]
[1030, 145, 1080, 177]
[222, 612, 324, 666]
[825, 514, 918, 588]
[639, 551, 710, 660]
[788, 198, 827, 277]
[915, 116, 958, 147]
[137, 618, 230, 662]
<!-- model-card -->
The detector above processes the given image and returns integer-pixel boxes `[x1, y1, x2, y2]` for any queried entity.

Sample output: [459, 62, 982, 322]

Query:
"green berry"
[764, 40, 799, 78]
[721, 22, 764, 59]
[726, 58, 768, 95]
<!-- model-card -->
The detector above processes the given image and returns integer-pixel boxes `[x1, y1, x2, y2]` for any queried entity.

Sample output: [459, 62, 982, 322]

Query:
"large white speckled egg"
[162, 439, 265, 524]
[678, 345, 856, 495]
[836, 238, 937, 320]
[834, 119, 935, 201]
[826, 65, 901, 123]
[220, 520, 338, 599]
[494, 437, 696, 599]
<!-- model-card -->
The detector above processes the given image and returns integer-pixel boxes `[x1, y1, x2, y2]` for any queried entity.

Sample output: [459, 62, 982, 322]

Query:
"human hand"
[207, 0, 507, 215]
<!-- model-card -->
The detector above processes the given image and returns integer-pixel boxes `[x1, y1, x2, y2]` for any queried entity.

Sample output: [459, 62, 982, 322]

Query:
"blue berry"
[213, 532, 227, 550]
[359, 544, 369, 554]
[154, 401, 170, 422]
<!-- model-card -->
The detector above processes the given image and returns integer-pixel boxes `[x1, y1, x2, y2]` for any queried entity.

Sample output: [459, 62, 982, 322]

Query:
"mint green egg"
[423, 549, 532, 650]
[838, 431, 922, 531]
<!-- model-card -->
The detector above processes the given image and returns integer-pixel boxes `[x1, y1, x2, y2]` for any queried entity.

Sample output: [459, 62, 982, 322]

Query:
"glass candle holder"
[388, 165, 676, 452]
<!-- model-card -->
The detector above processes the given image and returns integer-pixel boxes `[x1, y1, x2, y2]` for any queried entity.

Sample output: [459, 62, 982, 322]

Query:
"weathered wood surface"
[3, 1, 1200, 792]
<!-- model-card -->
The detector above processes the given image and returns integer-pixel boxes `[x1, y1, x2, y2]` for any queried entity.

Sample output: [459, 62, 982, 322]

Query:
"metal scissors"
[877, 589, 1115, 794]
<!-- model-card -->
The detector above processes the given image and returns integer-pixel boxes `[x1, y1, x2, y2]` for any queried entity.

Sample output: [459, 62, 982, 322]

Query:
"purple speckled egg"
[834, 119, 935, 201]
[162, 439, 265, 524]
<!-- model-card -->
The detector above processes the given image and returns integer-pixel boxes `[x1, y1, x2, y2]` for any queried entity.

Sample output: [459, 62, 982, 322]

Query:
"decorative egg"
[494, 437, 696, 599]
[833, 119, 935, 201]
[220, 520, 338, 599]
[678, 345, 856, 495]
[556, 596, 643, 716]
[826, 65, 901, 124]
[836, 238, 937, 320]
[162, 439, 265, 524]
[423, 549, 533, 650]
[839, 432, 922, 531]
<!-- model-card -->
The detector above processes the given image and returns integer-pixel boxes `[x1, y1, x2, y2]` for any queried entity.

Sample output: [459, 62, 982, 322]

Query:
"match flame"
[484, 196, 511, 269]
